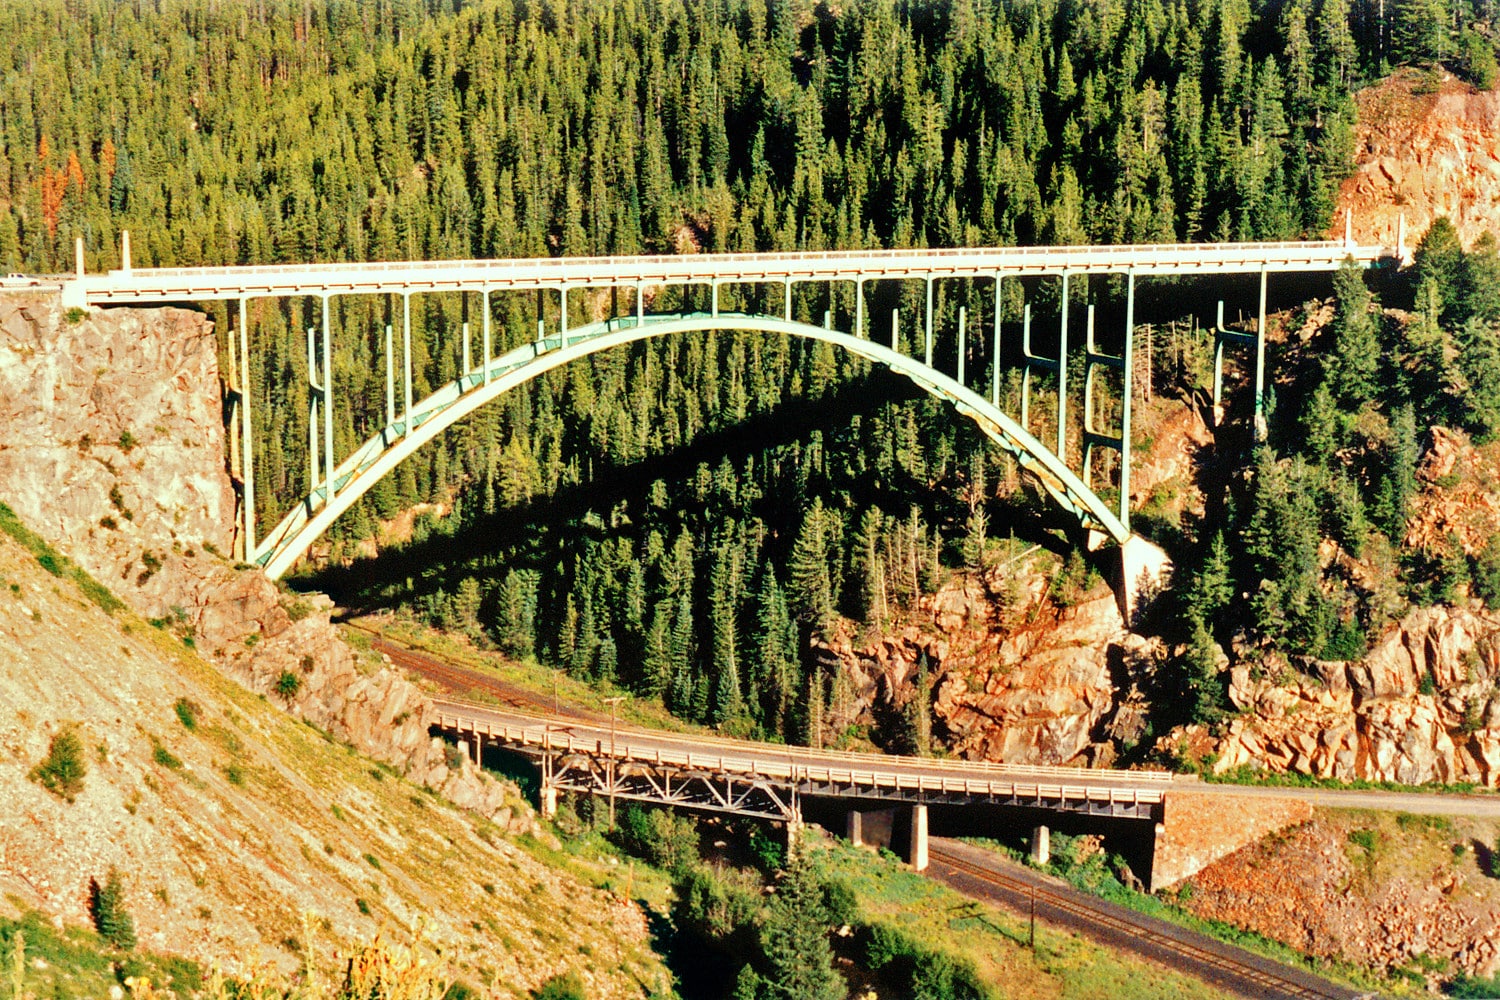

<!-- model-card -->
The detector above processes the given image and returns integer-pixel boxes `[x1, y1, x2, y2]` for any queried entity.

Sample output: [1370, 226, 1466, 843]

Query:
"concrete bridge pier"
[1031, 824, 1050, 866]
[909, 804, 929, 872]
[540, 784, 557, 819]
[845, 804, 927, 871]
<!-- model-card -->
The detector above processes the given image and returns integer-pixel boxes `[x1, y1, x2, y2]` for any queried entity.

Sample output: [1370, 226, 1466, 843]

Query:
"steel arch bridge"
[61, 230, 1397, 596]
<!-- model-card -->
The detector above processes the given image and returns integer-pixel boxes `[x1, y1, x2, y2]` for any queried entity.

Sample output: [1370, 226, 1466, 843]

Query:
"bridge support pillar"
[1119, 534, 1173, 628]
[540, 784, 557, 820]
[786, 808, 803, 860]
[908, 804, 928, 872]
[1031, 824, 1051, 866]
[845, 806, 896, 850]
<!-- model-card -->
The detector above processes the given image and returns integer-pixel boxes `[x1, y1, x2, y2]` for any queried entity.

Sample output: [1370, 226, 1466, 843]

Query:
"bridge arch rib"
[255, 312, 1131, 580]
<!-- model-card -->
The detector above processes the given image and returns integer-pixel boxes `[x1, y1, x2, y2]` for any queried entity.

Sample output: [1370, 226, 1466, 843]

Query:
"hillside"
[0, 511, 666, 996]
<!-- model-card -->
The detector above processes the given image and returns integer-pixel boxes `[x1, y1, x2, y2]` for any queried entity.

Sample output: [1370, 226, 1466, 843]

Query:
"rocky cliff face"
[1181, 603, 1500, 787]
[1339, 70, 1500, 250]
[0, 293, 524, 824]
[817, 561, 1133, 766]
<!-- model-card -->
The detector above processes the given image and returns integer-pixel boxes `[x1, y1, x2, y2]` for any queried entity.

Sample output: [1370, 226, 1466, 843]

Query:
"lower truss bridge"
[432, 701, 1173, 871]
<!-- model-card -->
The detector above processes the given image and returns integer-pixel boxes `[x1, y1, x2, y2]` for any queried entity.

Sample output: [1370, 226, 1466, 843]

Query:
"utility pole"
[604, 695, 624, 830]
[1029, 884, 1036, 950]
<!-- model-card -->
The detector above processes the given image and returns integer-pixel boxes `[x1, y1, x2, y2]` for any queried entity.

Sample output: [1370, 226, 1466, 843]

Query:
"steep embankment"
[0, 293, 670, 994]
[0, 520, 665, 995]
[0, 292, 520, 814]
[1181, 809, 1500, 982]
[1339, 69, 1500, 249]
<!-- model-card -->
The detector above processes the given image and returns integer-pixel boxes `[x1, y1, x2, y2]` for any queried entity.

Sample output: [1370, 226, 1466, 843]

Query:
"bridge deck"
[436, 701, 1171, 819]
[73, 240, 1391, 305]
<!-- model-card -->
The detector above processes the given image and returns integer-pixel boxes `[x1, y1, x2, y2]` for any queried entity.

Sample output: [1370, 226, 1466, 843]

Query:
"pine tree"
[89, 869, 136, 951]
[1324, 259, 1381, 409]
[754, 859, 844, 1000]
[804, 665, 825, 750]
[787, 500, 834, 627]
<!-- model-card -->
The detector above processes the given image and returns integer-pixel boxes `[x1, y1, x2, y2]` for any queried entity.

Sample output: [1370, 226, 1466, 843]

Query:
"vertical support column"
[321, 296, 334, 506]
[121, 230, 132, 273]
[74, 236, 84, 278]
[384, 325, 395, 427]
[238, 297, 255, 562]
[540, 783, 558, 819]
[560, 287, 569, 343]
[482, 290, 492, 386]
[957, 306, 967, 388]
[1254, 267, 1268, 442]
[1121, 271, 1136, 529]
[891, 308, 899, 351]
[856, 278, 865, 339]
[847, 809, 865, 848]
[402, 292, 413, 438]
[636, 281, 645, 328]
[1020, 304, 1033, 430]
[1057, 273, 1070, 462]
[924, 277, 934, 368]
[536, 288, 546, 346]
[1031, 824, 1051, 866]
[711, 280, 720, 317]
[306, 327, 321, 505]
[908, 804, 928, 872]
[461, 321, 471, 384]
[1083, 304, 1098, 487]
[992, 274, 1003, 407]
[1211, 300, 1227, 417]
[784, 279, 793, 322]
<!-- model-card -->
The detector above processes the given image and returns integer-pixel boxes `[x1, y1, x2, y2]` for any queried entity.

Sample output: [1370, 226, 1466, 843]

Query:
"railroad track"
[343, 621, 612, 723]
[927, 843, 1369, 1000]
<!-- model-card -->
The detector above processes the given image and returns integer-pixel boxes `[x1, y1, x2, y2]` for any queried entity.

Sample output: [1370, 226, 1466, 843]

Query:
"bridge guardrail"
[86, 239, 1371, 280]
[434, 709, 1167, 807]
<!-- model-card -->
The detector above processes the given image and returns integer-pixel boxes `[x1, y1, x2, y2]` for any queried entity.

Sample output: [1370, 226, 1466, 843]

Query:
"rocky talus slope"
[0, 293, 519, 817]
[1182, 810, 1500, 981]
[0, 292, 669, 994]
[0, 528, 665, 995]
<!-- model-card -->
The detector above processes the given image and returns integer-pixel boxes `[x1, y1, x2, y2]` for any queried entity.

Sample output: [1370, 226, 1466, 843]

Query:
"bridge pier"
[1031, 824, 1051, 866]
[540, 784, 557, 820]
[845, 806, 897, 850]
[908, 804, 929, 872]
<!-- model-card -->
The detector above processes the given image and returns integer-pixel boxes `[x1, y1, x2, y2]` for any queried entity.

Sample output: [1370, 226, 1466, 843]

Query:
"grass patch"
[1, 911, 200, 998]
[151, 740, 183, 769]
[1205, 763, 1487, 797]
[0, 500, 124, 615]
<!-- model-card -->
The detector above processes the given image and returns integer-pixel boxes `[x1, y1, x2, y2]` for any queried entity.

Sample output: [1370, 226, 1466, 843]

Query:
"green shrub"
[30, 727, 87, 801]
[533, 971, 586, 1000]
[151, 741, 182, 769]
[117, 430, 138, 453]
[274, 670, 302, 700]
[64, 307, 87, 325]
[89, 869, 136, 950]
[173, 697, 199, 730]
[615, 805, 700, 876]
[1449, 972, 1500, 997]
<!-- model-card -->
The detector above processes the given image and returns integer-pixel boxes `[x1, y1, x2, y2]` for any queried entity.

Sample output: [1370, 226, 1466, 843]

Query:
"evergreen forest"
[5, 0, 1500, 746]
